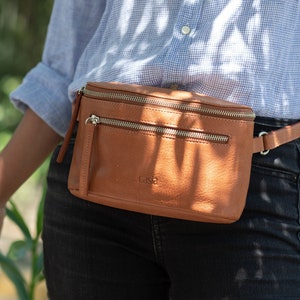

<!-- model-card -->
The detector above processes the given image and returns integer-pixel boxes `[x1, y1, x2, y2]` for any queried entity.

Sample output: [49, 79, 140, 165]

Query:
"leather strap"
[56, 90, 83, 163]
[253, 122, 300, 154]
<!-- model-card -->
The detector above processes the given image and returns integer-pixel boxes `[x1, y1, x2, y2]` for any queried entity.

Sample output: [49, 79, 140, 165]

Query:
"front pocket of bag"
[68, 114, 254, 223]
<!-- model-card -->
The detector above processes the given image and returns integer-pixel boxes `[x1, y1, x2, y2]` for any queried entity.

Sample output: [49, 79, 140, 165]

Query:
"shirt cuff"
[10, 62, 72, 137]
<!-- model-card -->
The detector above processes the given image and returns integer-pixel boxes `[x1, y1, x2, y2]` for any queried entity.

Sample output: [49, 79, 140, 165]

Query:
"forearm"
[0, 108, 62, 207]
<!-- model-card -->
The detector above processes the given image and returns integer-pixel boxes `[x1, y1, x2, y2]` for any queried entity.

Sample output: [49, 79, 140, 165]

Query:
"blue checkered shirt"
[10, 0, 300, 136]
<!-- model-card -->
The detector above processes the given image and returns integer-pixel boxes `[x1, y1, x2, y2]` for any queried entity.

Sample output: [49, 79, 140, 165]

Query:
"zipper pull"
[79, 115, 100, 196]
[85, 114, 101, 126]
[56, 87, 84, 163]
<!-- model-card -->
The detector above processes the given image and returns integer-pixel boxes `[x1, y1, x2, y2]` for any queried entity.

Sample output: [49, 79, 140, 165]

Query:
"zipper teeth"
[86, 115, 229, 143]
[83, 88, 255, 120]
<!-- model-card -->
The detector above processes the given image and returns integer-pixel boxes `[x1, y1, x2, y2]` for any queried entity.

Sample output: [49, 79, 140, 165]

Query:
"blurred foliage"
[0, 1, 53, 298]
[0, 189, 46, 300]
[0, 76, 22, 133]
[0, 0, 53, 133]
[0, 0, 53, 75]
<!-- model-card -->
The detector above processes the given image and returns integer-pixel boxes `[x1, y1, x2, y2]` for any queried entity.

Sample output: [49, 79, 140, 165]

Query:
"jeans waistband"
[254, 116, 300, 137]
[254, 116, 300, 130]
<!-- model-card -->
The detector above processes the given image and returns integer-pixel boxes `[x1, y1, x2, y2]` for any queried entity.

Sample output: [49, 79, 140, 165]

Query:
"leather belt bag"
[57, 82, 300, 223]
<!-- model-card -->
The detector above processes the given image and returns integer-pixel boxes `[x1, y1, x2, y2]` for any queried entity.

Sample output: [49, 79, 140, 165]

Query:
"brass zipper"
[82, 87, 255, 120]
[85, 114, 229, 143]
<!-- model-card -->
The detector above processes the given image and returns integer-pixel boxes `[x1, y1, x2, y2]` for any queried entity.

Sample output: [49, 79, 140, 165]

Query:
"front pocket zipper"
[82, 87, 256, 120]
[85, 114, 229, 144]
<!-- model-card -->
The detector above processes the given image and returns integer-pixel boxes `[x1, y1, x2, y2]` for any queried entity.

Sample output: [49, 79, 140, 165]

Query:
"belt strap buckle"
[258, 131, 270, 155]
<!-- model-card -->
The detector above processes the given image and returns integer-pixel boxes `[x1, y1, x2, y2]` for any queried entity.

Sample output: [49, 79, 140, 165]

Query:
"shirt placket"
[161, 0, 205, 90]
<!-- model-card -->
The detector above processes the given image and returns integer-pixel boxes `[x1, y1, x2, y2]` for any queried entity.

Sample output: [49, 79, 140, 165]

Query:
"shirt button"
[181, 25, 191, 35]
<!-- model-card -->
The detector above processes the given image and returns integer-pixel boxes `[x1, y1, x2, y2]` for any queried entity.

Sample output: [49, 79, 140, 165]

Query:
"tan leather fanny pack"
[57, 82, 300, 223]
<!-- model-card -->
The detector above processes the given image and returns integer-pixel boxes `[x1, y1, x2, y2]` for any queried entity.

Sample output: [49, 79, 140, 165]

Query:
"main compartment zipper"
[85, 114, 229, 143]
[82, 87, 255, 120]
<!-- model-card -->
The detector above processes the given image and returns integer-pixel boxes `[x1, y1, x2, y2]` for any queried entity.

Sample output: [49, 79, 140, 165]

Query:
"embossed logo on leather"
[139, 176, 158, 185]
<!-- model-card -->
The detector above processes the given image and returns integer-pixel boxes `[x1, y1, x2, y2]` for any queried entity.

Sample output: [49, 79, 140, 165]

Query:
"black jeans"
[43, 117, 300, 300]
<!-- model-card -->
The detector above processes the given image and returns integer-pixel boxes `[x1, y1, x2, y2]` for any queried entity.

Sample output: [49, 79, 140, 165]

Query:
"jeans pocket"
[247, 159, 300, 247]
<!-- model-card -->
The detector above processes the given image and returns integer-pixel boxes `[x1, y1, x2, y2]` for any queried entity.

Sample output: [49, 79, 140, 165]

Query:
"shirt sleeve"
[10, 0, 107, 137]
